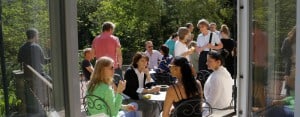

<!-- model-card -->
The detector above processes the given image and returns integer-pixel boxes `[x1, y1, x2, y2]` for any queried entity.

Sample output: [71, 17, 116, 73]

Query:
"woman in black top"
[162, 56, 202, 117]
[220, 24, 236, 78]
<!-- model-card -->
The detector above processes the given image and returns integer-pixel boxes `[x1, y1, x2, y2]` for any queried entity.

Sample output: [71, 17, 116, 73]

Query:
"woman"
[157, 45, 172, 73]
[162, 56, 203, 117]
[86, 57, 135, 116]
[220, 24, 236, 77]
[281, 26, 296, 96]
[123, 52, 161, 117]
[204, 51, 233, 109]
[174, 27, 195, 61]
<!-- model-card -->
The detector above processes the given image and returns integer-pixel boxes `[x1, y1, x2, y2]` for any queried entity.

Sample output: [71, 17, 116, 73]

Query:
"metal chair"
[196, 70, 211, 88]
[82, 95, 112, 117]
[171, 99, 212, 117]
[154, 73, 174, 85]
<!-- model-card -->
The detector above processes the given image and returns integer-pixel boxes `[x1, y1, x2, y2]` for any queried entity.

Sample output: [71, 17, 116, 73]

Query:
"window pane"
[1, 0, 65, 116]
[251, 0, 296, 116]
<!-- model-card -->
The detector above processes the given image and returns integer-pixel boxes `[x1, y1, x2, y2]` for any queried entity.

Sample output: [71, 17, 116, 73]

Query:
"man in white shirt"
[196, 19, 223, 71]
[209, 22, 221, 38]
[145, 41, 162, 69]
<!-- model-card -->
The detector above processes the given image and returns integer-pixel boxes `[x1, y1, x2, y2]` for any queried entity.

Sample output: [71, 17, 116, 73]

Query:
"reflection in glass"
[251, 0, 296, 116]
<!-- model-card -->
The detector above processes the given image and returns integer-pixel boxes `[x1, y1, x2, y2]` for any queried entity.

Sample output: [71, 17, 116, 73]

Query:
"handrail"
[26, 65, 53, 89]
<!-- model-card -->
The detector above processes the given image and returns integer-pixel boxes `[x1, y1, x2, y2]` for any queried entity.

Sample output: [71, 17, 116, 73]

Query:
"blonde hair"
[287, 26, 296, 43]
[178, 27, 190, 40]
[88, 56, 114, 92]
[83, 48, 92, 56]
[220, 24, 230, 36]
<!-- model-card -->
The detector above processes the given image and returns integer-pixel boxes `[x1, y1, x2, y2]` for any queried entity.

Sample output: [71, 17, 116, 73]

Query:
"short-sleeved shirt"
[145, 50, 162, 69]
[196, 31, 221, 52]
[165, 39, 176, 56]
[174, 41, 189, 61]
[81, 59, 92, 81]
[92, 32, 121, 68]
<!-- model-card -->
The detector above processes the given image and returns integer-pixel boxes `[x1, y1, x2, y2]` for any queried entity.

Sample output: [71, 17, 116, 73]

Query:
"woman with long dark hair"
[162, 56, 202, 117]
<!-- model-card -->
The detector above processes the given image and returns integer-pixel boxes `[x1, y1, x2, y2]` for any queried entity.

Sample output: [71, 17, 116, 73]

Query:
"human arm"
[281, 39, 292, 76]
[116, 46, 123, 68]
[104, 85, 123, 116]
[162, 87, 174, 117]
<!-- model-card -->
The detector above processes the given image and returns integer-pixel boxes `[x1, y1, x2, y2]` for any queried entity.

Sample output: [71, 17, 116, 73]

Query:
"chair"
[196, 70, 211, 88]
[154, 73, 174, 85]
[171, 99, 212, 117]
[83, 95, 112, 117]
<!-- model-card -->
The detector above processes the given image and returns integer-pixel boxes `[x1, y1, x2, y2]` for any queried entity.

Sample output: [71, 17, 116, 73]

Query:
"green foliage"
[77, 0, 235, 64]
[1, 0, 50, 115]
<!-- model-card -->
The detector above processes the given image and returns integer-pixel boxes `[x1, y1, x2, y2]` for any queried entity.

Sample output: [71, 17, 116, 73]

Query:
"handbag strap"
[209, 32, 213, 51]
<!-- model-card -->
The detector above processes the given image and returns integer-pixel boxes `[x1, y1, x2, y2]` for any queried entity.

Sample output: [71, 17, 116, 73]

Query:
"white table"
[146, 91, 167, 101]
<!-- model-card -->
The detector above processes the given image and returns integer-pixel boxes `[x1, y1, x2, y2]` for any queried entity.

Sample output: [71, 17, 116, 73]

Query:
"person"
[86, 57, 136, 117]
[220, 24, 236, 77]
[196, 19, 223, 71]
[186, 23, 195, 45]
[81, 48, 94, 81]
[209, 22, 221, 38]
[174, 27, 195, 61]
[189, 41, 199, 74]
[17, 28, 50, 116]
[266, 69, 295, 117]
[144, 41, 162, 69]
[252, 20, 268, 111]
[123, 52, 161, 117]
[162, 56, 202, 117]
[165, 33, 179, 56]
[157, 45, 172, 73]
[204, 51, 233, 110]
[92, 21, 123, 78]
[281, 26, 296, 96]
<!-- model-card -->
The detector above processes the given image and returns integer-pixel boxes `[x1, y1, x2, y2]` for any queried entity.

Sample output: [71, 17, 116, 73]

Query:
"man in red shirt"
[92, 21, 123, 78]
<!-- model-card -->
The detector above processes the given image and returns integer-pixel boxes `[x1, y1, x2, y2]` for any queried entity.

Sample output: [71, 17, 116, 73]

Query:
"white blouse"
[174, 40, 190, 61]
[204, 66, 233, 109]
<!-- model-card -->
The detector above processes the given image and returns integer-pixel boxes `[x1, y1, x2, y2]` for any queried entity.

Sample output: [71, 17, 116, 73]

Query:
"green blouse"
[87, 83, 122, 117]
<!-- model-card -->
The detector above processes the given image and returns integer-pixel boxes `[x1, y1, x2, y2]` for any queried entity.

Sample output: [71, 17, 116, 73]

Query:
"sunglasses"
[168, 64, 177, 68]
[107, 66, 114, 70]
[148, 46, 153, 48]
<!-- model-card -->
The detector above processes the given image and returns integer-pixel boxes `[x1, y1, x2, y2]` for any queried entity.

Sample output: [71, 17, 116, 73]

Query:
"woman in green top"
[87, 56, 135, 116]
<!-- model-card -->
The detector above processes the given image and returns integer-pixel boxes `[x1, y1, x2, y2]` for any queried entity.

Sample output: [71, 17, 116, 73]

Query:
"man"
[81, 48, 94, 81]
[144, 41, 162, 70]
[196, 19, 223, 71]
[209, 22, 221, 38]
[186, 23, 195, 45]
[18, 28, 50, 115]
[92, 21, 123, 77]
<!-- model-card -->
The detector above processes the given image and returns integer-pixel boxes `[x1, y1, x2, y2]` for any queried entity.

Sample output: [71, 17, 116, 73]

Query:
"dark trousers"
[198, 51, 209, 71]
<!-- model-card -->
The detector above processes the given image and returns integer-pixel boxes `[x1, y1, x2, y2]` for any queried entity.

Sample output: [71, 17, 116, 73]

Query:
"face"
[210, 24, 217, 31]
[137, 57, 148, 69]
[146, 43, 153, 52]
[169, 64, 180, 78]
[86, 51, 93, 60]
[206, 56, 221, 70]
[104, 62, 115, 78]
[188, 25, 194, 32]
[198, 24, 208, 33]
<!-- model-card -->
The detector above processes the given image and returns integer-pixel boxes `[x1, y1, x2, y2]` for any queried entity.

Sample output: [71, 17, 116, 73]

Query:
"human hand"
[272, 100, 283, 105]
[116, 80, 126, 93]
[150, 86, 160, 93]
[123, 104, 137, 112]
[283, 75, 289, 80]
